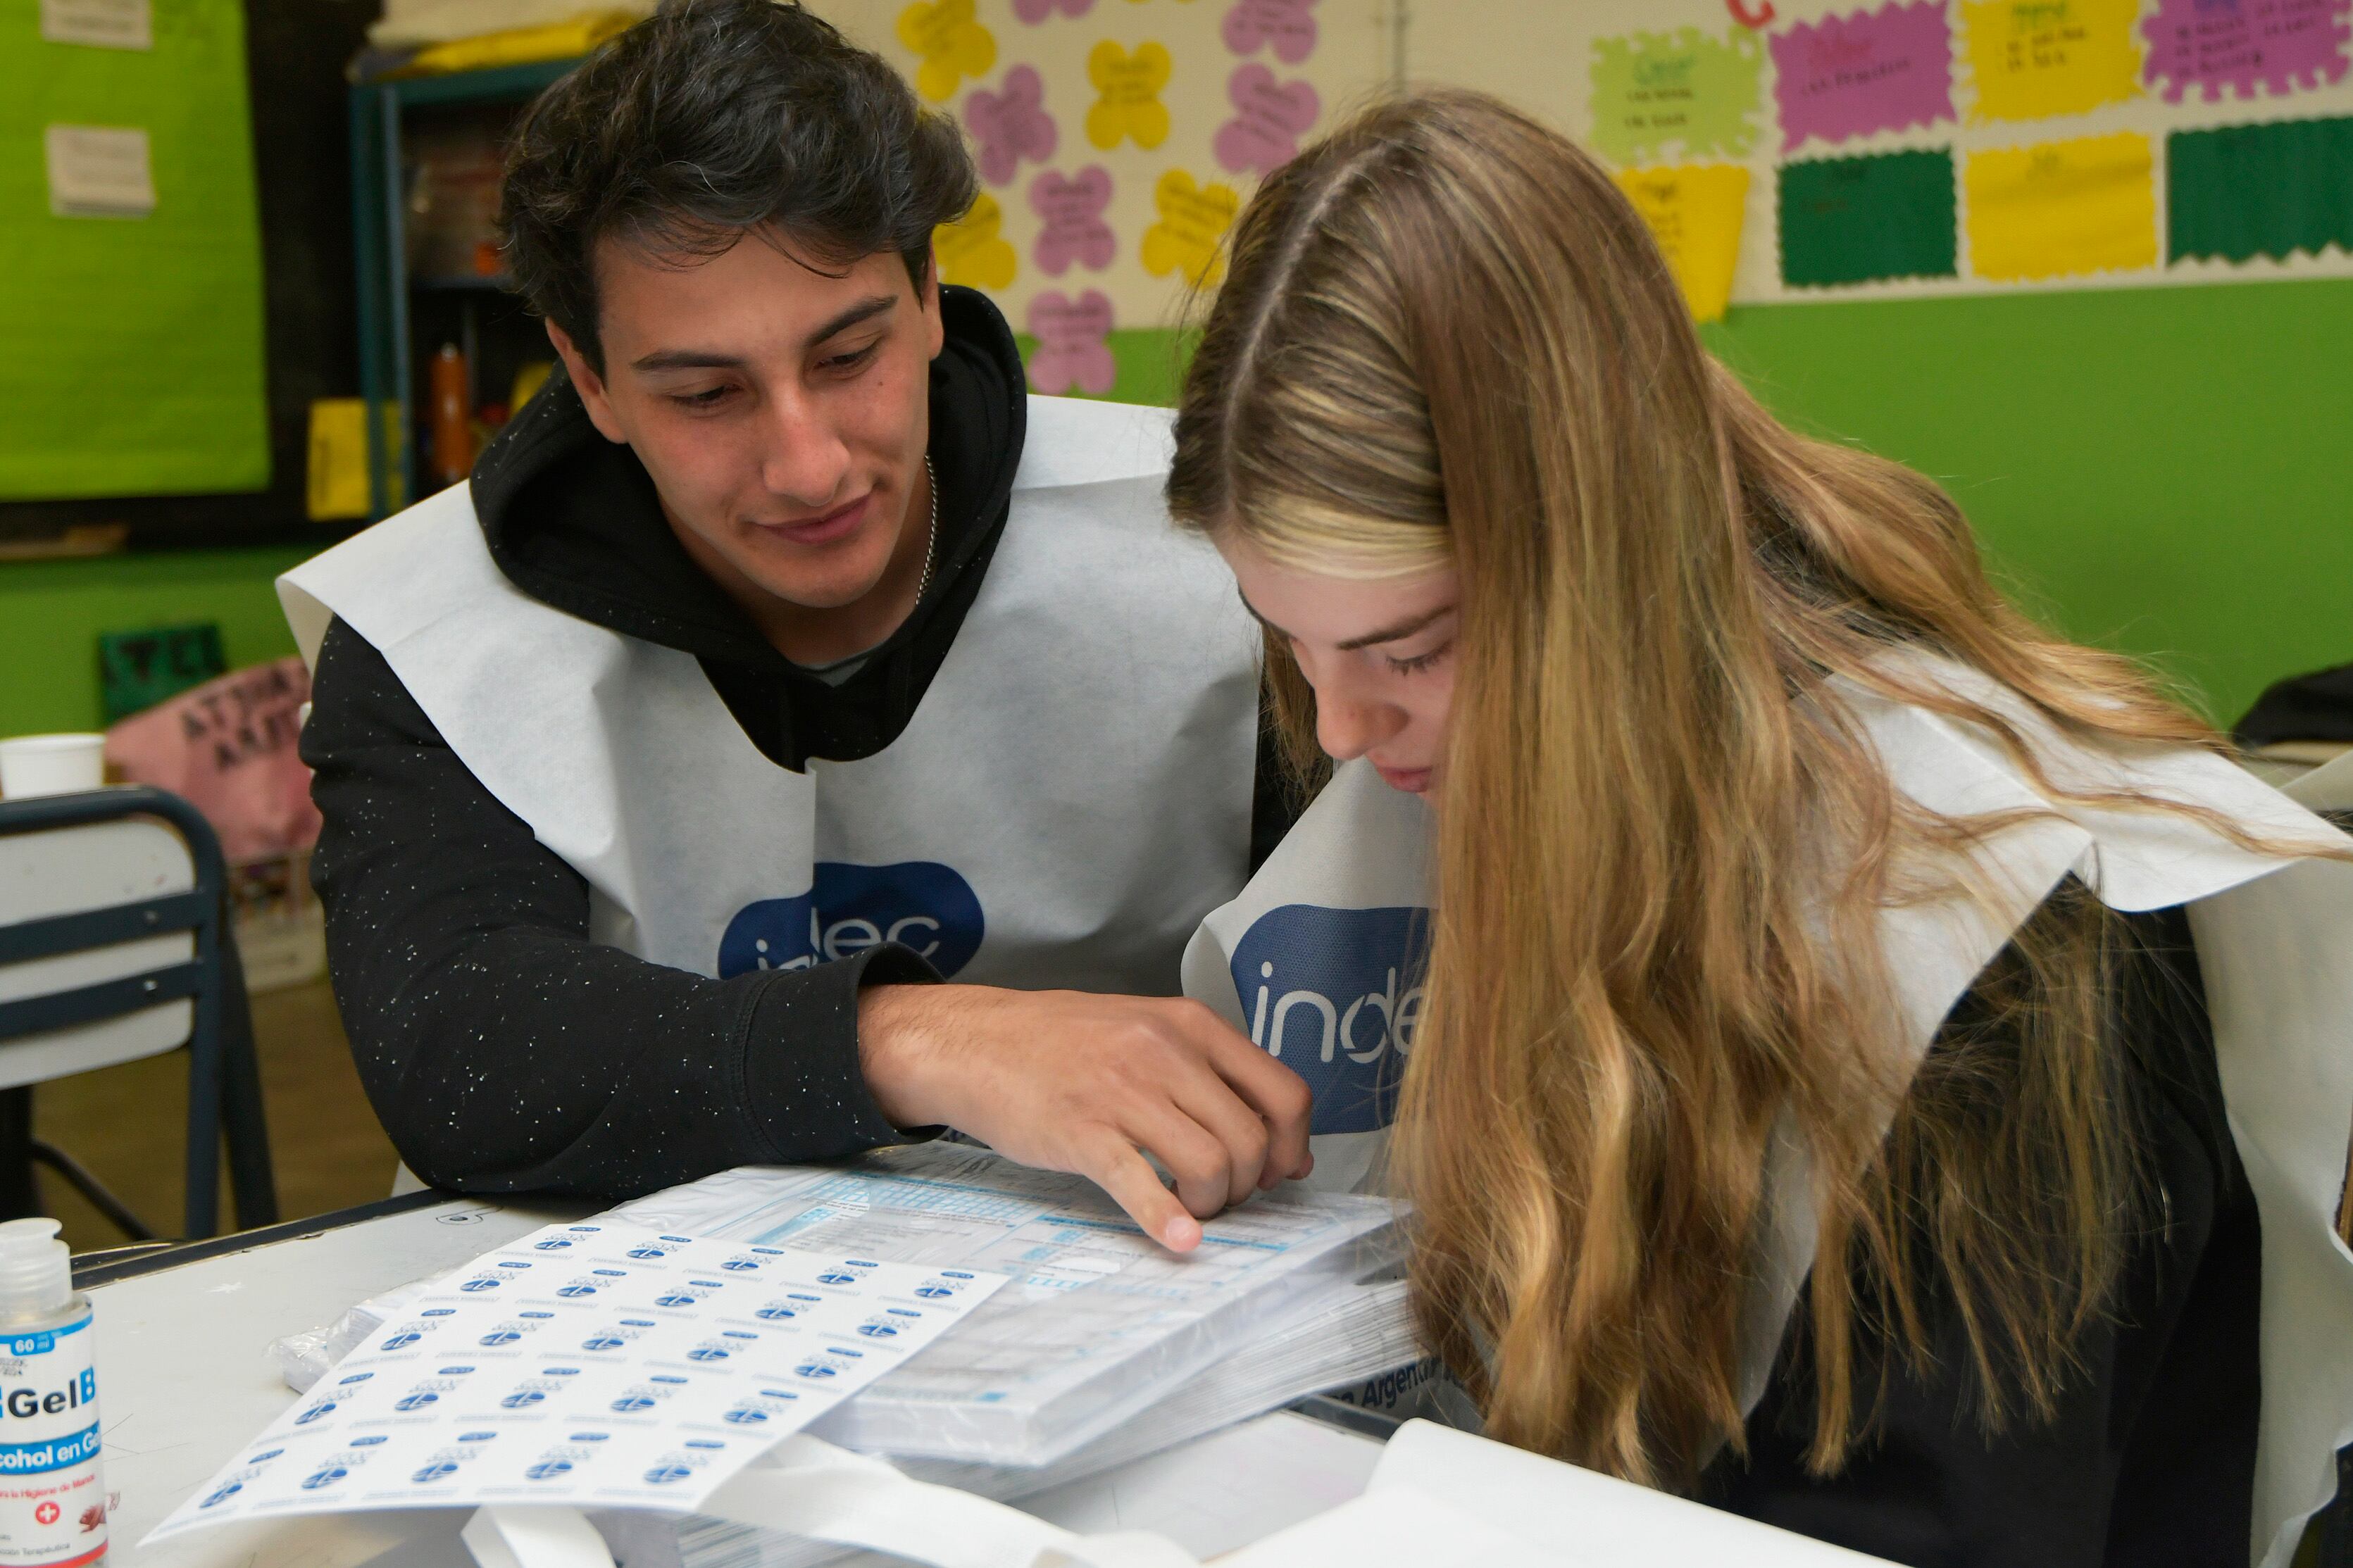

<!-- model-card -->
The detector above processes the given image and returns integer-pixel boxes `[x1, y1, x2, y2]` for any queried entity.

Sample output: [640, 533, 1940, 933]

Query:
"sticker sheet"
[144, 1222, 1004, 1541]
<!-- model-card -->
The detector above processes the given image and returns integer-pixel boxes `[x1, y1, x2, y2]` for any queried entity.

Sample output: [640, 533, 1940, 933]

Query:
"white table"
[87, 1193, 1386, 1566]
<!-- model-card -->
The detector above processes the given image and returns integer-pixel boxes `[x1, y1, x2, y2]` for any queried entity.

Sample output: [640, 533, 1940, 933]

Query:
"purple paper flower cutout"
[1028, 291, 1116, 396]
[1222, 0, 1318, 64]
[1013, 0, 1094, 19]
[1031, 166, 1116, 275]
[1213, 64, 1319, 175]
[965, 65, 1058, 186]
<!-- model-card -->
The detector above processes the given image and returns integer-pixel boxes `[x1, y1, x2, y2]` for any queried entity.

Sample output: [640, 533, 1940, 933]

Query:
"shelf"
[377, 57, 587, 110]
[412, 274, 516, 294]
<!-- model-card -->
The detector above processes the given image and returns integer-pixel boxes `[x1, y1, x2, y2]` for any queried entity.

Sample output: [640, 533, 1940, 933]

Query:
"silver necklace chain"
[916, 454, 939, 604]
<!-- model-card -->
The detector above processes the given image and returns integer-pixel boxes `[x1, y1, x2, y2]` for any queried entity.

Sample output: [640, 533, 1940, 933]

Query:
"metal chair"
[0, 786, 277, 1238]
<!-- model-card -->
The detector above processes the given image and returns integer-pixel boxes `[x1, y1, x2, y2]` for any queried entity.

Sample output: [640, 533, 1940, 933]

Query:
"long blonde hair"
[1167, 91, 2281, 1485]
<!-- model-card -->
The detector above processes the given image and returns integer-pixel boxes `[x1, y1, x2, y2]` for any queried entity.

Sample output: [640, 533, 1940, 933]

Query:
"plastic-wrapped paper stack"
[275, 1146, 1418, 1568]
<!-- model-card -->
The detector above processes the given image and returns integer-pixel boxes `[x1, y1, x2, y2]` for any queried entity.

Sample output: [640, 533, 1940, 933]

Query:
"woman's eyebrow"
[1234, 590, 1454, 651]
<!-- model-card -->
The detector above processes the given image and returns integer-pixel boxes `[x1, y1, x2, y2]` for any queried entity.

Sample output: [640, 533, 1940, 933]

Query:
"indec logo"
[1229, 903, 1430, 1136]
[718, 861, 985, 978]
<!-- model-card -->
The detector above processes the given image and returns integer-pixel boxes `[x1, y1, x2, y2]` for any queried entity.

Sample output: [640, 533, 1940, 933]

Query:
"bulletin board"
[0, 0, 271, 500]
[1406, 0, 2353, 315]
[811, 0, 1395, 396]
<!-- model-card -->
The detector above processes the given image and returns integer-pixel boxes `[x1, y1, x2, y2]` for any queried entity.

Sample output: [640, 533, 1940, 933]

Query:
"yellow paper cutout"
[934, 192, 1018, 290]
[1965, 132, 2155, 282]
[1141, 169, 1239, 287]
[1961, 0, 2141, 122]
[897, 0, 997, 104]
[1612, 165, 1749, 323]
[1087, 41, 1173, 151]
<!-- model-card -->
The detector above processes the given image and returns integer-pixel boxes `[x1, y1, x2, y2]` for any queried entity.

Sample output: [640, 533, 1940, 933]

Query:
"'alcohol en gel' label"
[0, 1310, 104, 1567]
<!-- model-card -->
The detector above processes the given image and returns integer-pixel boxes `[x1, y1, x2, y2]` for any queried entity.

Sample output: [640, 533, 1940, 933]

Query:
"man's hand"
[856, 985, 1315, 1253]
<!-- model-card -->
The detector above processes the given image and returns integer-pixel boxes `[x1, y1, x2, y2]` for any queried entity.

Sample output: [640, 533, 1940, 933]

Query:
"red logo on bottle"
[34, 1502, 58, 1525]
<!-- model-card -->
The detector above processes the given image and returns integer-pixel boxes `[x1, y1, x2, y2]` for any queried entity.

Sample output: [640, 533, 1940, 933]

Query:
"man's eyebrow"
[1235, 590, 1455, 651]
[628, 295, 899, 373]
[631, 348, 745, 372]
[806, 294, 898, 349]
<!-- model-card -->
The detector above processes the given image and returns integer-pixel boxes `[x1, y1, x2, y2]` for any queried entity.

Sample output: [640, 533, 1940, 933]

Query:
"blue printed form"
[144, 1226, 1004, 1541]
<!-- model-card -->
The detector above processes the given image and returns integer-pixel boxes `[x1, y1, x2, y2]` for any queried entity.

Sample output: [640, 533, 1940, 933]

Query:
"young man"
[285, 0, 1309, 1250]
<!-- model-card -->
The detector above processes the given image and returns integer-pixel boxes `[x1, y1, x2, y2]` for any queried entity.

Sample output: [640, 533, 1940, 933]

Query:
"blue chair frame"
[0, 786, 278, 1238]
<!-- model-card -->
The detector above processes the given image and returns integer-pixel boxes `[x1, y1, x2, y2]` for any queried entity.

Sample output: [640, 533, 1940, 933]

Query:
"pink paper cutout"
[1013, 0, 1094, 20]
[2142, 0, 2351, 102]
[1222, 0, 1318, 64]
[1028, 290, 1117, 396]
[1030, 166, 1117, 274]
[965, 65, 1059, 186]
[1771, 1, 1954, 151]
[1213, 64, 1321, 175]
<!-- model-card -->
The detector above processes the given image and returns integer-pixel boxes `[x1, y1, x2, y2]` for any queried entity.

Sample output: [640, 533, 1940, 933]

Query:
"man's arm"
[302, 616, 925, 1198]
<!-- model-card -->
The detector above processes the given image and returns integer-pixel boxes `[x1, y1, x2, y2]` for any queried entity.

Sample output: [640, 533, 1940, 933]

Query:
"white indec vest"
[1182, 656, 2353, 1568]
[280, 396, 1261, 996]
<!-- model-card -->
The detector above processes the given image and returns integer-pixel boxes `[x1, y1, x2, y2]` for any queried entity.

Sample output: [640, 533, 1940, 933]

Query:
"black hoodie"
[299, 289, 1287, 1198]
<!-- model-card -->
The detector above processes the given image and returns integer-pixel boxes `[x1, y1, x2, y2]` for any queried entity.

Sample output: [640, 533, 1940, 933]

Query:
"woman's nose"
[1315, 692, 1404, 763]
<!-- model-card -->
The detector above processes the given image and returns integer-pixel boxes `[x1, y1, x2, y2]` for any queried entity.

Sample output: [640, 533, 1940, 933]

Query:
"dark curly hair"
[501, 0, 978, 373]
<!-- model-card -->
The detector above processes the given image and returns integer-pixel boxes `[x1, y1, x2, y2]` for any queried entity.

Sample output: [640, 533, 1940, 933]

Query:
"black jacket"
[1704, 904, 2261, 1568]
[301, 288, 1291, 1198]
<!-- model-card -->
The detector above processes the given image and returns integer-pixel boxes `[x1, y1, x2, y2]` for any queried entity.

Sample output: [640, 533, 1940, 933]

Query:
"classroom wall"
[4, 0, 2346, 741]
[0, 547, 310, 737]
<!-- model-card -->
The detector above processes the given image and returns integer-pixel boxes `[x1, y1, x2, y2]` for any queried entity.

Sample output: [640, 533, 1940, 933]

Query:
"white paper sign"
[39, 0, 151, 51]
[44, 125, 154, 218]
[144, 1222, 1004, 1543]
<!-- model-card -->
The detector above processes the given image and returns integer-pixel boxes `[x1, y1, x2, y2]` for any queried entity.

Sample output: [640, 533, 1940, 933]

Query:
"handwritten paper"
[966, 64, 1058, 184]
[1086, 40, 1173, 150]
[1032, 166, 1117, 273]
[2168, 116, 2353, 261]
[1614, 165, 1749, 321]
[1772, 1, 1956, 151]
[1778, 148, 1957, 286]
[1223, 0, 1318, 64]
[1590, 27, 1765, 165]
[2141, 0, 2351, 102]
[897, 0, 998, 104]
[1966, 132, 2156, 280]
[1028, 290, 1118, 395]
[39, 0, 150, 49]
[44, 124, 154, 218]
[934, 192, 1019, 289]
[146, 1223, 1004, 1540]
[1215, 63, 1320, 174]
[1142, 168, 1240, 287]
[1961, 0, 2142, 121]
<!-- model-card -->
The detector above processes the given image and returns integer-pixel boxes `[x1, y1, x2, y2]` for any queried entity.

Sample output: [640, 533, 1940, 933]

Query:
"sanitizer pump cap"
[0, 1219, 72, 1315]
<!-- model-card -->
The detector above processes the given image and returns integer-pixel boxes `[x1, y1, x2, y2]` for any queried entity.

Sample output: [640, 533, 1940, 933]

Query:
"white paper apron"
[1182, 659, 2353, 1568]
[280, 396, 1261, 996]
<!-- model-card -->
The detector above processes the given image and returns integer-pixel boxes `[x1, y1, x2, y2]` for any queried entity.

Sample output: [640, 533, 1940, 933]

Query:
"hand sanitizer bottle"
[0, 1221, 103, 1566]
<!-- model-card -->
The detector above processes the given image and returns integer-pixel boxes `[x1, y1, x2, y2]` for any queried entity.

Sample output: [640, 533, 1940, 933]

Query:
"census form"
[613, 1145, 1401, 1467]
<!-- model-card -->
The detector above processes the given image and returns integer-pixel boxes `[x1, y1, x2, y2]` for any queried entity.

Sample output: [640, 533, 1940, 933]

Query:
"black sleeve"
[1701, 905, 2260, 1568]
[301, 616, 929, 1200]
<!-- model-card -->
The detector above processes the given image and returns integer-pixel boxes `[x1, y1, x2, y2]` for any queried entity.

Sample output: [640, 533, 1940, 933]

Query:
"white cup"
[0, 734, 108, 799]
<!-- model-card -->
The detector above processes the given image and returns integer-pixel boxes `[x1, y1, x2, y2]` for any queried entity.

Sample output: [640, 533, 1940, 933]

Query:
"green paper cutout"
[0, 0, 269, 499]
[1779, 150, 1958, 288]
[1590, 27, 1765, 165]
[100, 622, 225, 722]
[2169, 119, 2353, 266]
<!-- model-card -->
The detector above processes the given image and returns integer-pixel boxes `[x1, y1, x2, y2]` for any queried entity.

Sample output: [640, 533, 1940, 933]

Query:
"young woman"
[1169, 92, 2353, 1567]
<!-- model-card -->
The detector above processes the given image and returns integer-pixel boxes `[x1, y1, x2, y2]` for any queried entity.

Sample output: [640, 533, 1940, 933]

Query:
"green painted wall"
[1699, 279, 2353, 727]
[0, 546, 309, 736]
[6, 276, 2343, 739]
